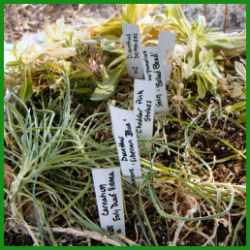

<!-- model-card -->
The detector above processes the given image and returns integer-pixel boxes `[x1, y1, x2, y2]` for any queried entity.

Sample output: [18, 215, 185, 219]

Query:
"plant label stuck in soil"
[134, 79, 155, 139]
[91, 167, 126, 236]
[122, 23, 144, 79]
[158, 31, 176, 83]
[110, 105, 142, 184]
[140, 46, 168, 113]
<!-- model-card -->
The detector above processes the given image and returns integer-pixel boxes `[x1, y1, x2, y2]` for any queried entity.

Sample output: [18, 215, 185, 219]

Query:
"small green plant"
[4, 4, 246, 246]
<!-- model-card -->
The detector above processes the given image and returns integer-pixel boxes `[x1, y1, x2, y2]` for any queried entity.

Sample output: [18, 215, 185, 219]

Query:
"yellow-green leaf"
[72, 88, 92, 94]
[70, 70, 93, 80]
[90, 61, 126, 101]
[19, 66, 33, 101]
[235, 61, 246, 82]
[237, 112, 246, 123]
[225, 101, 246, 113]
[196, 76, 206, 99]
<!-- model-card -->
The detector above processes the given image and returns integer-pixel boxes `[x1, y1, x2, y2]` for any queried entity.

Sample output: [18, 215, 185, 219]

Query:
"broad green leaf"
[209, 61, 223, 79]
[90, 61, 126, 101]
[103, 46, 124, 54]
[108, 55, 126, 70]
[182, 63, 193, 79]
[72, 88, 92, 94]
[6, 61, 21, 67]
[92, 18, 122, 37]
[19, 66, 33, 101]
[42, 74, 58, 80]
[204, 50, 214, 66]
[237, 112, 246, 123]
[166, 4, 191, 38]
[225, 101, 246, 113]
[196, 76, 206, 99]
[47, 63, 64, 74]
[89, 87, 114, 101]
[45, 46, 76, 59]
[183, 96, 197, 114]
[12, 43, 21, 60]
[70, 70, 93, 80]
[122, 4, 137, 24]
[122, 4, 156, 24]
[187, 37, 198, 68]
[102, 35, 121, 41]
[45, 18, 69, 43]
[235, 61, 246, 82]
[198, 15, 206, 32]
[203, 71, 217, 86]
[201, 32, 246, 50]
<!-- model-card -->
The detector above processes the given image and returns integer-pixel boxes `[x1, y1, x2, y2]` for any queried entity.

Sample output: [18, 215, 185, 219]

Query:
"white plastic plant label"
[134, 79, 155, 139]
[92, 167, 126, 236]
[158, 31, 176, 82]
[122, 23, 144, 79]
[140, 46, 168, 113]
[110, 105, 142, 183]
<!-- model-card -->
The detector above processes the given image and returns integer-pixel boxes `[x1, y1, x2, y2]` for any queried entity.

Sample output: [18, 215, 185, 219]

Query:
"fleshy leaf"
[19, 66, 33, 101]
[70, 70, 93, 80]
[234, 61, 246, 82]
[237, 112, 246, 123]
[90, 61, 126, 101]
[72, 88, 92, 94]
[196, 76, 206, 99]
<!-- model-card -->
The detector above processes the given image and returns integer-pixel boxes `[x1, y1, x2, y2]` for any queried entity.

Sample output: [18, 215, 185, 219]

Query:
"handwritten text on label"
[110, 106, 141, 184]
[122, 23, 144, 79]
[92, 167, 126, 236]
[134, 79, 155, 138]
[141, 46, 168, 113]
